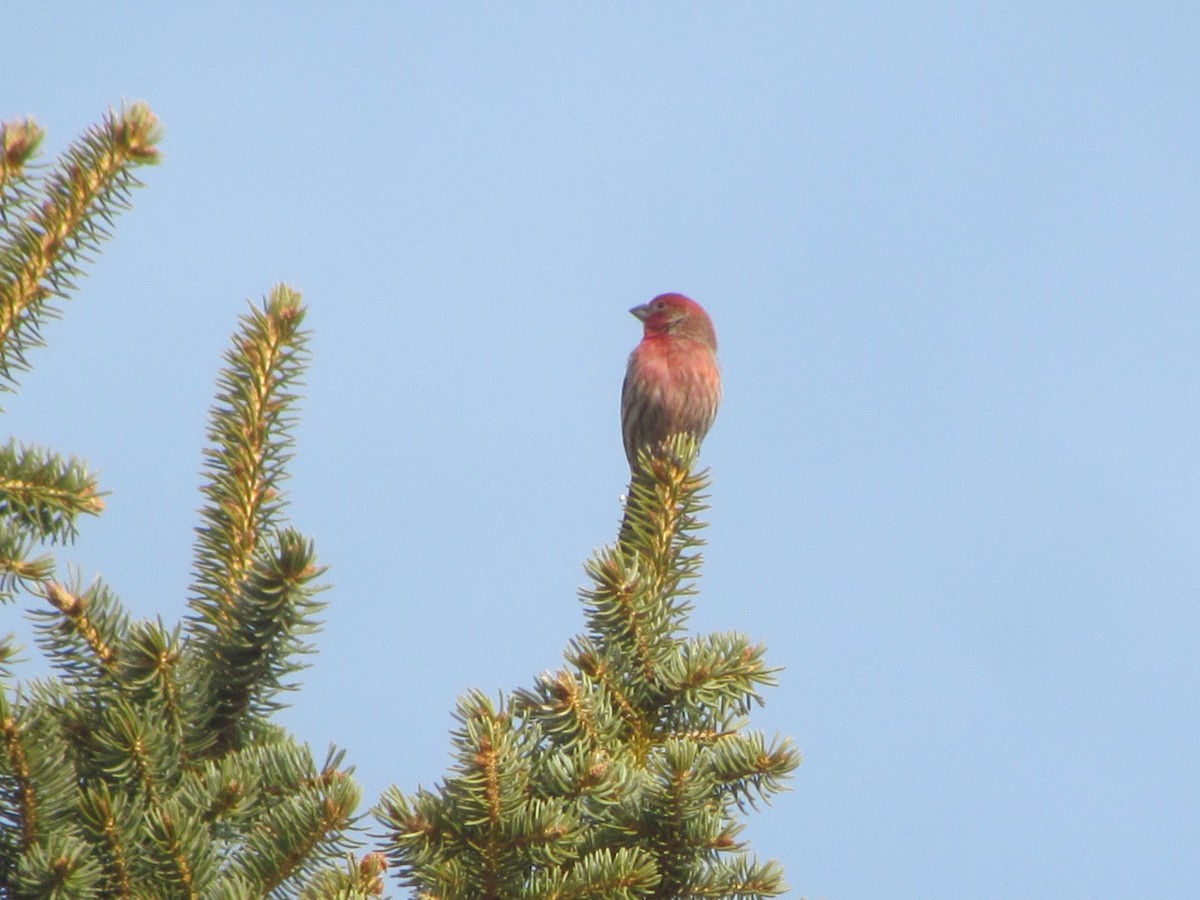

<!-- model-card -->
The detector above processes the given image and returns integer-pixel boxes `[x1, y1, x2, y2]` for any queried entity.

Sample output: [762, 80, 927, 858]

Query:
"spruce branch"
[562, 637, 652, 755]
[29, 579, 127, 687]
[515, 663, 624, 753]
[142, 801, 206, 898]
[0, 527, 54, 606]
[689, 856, 790, 900]
[76, 781, 135, 897]
[186, 287, 324, 757]
[228, 745, 362, 894]
[525, 846, 661, 899]
[192, 528, 326, 757]
[0, 439, 104, 543]
[383, 436, 797, 898]
[0, 634, 18, 678]
[119, 618, 185, 739]
[710, 732, 799, 814]
[39, 581, 120, 675]
[298, 851, 389, 899]
[0, 105, 366, 896]
[10, 831, 103, 897]
[0, 687, 84, 883]
[378, 691, 587, 899]
[0, 117, 46, 240]
[90, 693, 182, 805]
[657, 635, 780, 731]
[593, 437, 709, 703]
[189, 286, 308, 626]
[0, 103, 160, 392]
[0, 694, 38, 854]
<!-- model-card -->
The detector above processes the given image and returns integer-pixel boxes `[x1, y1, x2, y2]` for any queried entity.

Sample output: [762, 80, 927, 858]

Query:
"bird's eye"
[652, 300, 666, 311]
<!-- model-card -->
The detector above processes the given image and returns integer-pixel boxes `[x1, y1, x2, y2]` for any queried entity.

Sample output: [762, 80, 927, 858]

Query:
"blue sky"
[7, 3, 1200, 896]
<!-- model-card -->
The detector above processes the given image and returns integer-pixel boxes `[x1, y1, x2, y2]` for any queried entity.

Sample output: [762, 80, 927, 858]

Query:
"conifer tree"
[377, 441, 800, 897]
[0, 107, 378, 898]
[0, 103, 799, 899]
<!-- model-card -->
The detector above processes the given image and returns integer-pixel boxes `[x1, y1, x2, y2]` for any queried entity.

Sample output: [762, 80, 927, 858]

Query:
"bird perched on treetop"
[620, 293, 722, 470]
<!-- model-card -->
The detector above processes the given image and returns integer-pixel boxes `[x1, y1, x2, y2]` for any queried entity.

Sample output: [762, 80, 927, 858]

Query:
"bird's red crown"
[629, 293, 718, 352]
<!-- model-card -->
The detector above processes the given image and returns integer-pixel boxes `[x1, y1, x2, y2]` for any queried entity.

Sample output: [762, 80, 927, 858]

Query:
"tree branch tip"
[2, 116, 47, 168]
[44, 581, 82, 615]
[109, 101, 163, 163]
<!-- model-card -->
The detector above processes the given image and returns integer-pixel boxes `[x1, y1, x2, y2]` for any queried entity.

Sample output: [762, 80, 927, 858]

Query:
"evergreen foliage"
[377, 439, 799, 898]
[0, 104, 799, 899]
[0, 107, 373, 898]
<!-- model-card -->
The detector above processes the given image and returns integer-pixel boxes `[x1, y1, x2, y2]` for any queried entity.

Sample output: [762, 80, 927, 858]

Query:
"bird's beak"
[629, 303, 651, 322]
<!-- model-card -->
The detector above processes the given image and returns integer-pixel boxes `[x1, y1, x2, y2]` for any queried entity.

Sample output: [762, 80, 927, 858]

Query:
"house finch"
[621, 293, 722, 470]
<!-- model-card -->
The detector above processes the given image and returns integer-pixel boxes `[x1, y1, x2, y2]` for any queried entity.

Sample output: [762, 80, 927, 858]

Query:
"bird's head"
[630, 293, 718, 352]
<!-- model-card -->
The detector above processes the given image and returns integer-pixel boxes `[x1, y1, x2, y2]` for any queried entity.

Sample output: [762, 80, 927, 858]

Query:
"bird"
[620, 293, 722, 471]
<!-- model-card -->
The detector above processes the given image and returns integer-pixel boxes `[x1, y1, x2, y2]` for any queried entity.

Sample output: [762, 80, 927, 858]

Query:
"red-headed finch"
[621, 293, 722, 470]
